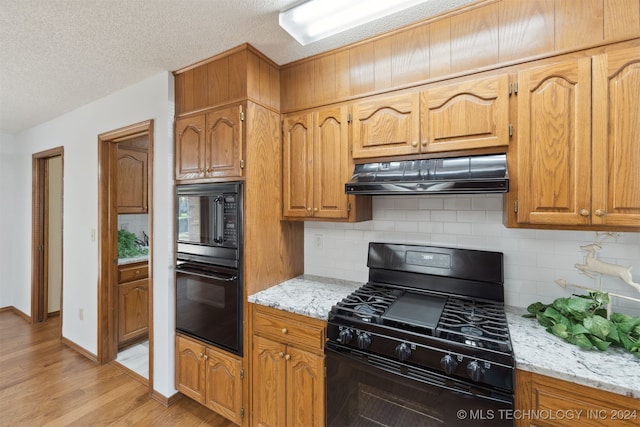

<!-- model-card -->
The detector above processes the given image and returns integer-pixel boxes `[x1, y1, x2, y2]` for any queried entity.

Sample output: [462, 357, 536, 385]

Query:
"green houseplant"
[117, 229, 149, 258]
[525, 291, 640, 358]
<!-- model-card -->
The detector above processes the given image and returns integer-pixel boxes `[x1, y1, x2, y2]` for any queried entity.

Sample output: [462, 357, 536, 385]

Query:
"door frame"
[31, 147, 64, 325]
[97, 120, 154, 393]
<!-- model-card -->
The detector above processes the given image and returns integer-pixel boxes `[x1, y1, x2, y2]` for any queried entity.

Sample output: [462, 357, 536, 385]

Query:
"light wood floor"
[0, 310, 235, 426]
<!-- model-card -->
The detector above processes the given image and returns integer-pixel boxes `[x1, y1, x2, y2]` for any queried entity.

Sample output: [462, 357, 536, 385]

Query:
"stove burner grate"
[332, 283, 402, 323]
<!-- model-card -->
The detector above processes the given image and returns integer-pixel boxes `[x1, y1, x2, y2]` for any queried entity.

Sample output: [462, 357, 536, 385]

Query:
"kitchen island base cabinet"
[516, 370, 640, 427]
[251, 304, 325, 427]
[175, 334, 244, 425]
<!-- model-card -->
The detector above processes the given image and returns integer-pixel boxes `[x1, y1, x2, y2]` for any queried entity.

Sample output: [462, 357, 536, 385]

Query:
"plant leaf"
[551, 323, 569, 339]
[569, 334, 593, 350]
[589, 335, 611, 351]
[583, 315, 610, 341]
[536, 312, 553, 328]
[571, 323, 590, 335]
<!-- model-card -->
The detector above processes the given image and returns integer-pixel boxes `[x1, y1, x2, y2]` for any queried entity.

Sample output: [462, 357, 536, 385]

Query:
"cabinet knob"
[411, 141, 418, 147]
[595, 209, 606, 217]
[579, 209, 590, 217]
[313, 208, 318, 212]
[135, 270, 140, 275]
[285, 354, 291, 361]
[203, 355, 208, 360]
[199, 352, 204, 358]
[199, 168, 204, 173]
[278, 352, 284, 358]
[282, 328, 288, 334]
[306, 207, 312, 212]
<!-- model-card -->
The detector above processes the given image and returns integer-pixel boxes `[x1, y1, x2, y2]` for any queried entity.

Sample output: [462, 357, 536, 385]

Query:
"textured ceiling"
[0, 0, 478, 134]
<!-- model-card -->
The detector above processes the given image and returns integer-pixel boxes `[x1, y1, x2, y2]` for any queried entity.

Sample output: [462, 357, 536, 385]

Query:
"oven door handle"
[176, 266, 238, 282]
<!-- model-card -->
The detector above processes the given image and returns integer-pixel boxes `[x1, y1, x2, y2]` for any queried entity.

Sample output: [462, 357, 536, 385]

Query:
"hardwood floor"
[0, 311, 235, 426]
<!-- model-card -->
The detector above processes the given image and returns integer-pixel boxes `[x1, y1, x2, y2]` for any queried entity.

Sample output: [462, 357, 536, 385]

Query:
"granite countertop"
[507, 307, 640, 399]
[248, 275, 640, 399]
[117, 255, 149, 265]
[247, 275, 362, 320]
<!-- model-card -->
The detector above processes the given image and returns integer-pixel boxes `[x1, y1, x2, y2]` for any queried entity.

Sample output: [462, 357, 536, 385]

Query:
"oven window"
[326, 347, 513, 427]
[176, 270, 240, 354]
[177, 194, 216, 245]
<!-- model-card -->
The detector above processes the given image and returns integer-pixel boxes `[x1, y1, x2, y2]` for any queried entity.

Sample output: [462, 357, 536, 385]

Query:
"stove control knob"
[395, 342, 412, 362]
[357, 332, 372, 350]
[337, 328, 354, 345]
[440, 354, 458, 375]
[467, 360, 484, 382]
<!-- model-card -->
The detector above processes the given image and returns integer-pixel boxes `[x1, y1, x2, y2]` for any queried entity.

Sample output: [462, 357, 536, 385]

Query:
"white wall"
[5, 72, 177, 397]
[0, 132, 17, 308]
[305, 195, 640, 316]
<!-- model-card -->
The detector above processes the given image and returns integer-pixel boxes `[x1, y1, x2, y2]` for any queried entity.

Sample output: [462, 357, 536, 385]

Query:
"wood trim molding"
[61, 336, 98, 363]
[150, 390, 183, 407]
[0, 306, 32, 322]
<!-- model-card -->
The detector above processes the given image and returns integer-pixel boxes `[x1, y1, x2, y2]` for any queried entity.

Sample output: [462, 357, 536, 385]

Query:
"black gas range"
[326, 243, 515, 426]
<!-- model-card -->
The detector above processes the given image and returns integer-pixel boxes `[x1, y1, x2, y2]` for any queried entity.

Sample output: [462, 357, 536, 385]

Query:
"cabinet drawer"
[253, 305, 325, 352]
[118, 262, 149, 283]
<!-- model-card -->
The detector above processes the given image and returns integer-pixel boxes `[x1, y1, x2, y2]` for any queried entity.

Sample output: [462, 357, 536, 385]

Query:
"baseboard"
[151, 390, 182, 407]
[0, 306, 32, 322]
[61, 336, 98, 363]
[111, 360, 148, 386]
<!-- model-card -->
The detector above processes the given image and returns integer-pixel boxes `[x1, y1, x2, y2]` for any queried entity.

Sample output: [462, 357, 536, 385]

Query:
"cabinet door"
[313, 106, 350, 219]
[204, 346, 243, 425]
[421, 74, 510, 152]
[117, 278, 148, 345]
[592, 47, 640, 227]
[352, 93, 420, 158]
[283, 112, 313, 218]
[286, 347, 325, 427]
[517, 58, 592, 225]
[252, 335, 287, 427]
[175, 115, 205, 180]
[116, 147, 147, 213]
[175, 335, 205, 403]
[205, 104, 244, 178]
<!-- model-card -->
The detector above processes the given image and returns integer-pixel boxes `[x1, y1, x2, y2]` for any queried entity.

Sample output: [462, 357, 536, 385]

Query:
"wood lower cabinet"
[515, 46, 640, 229]
[175, 103, 244, 181]
[516, 370, 640, 427]
[117, 262, 148, 348]
[175, 334, 244, 425]
[251, 304, 325, 427]
[282, 106, 371, 221]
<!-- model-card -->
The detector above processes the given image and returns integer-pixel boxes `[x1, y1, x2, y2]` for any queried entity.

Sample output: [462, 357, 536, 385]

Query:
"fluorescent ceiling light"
[279, 0, 430, 46]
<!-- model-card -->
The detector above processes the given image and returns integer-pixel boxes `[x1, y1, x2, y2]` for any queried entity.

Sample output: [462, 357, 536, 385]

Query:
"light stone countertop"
[247, 275, 362, 320]
[248, 276, 640, 399]
[507, 307, 640, 399]
[117, 255, 149, 265]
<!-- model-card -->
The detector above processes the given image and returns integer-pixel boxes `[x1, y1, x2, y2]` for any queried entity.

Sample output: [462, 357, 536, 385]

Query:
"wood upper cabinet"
[516, 46, 640, 229]
[117, 261, 148, 349]
[175, 334, 244, 424]
[351, 92, 420, 158]
[516, 57, 593, 225]
[175, 104, 244, 181]
[251, 304, 325, 427]
[516, 370, 640, 427]
[420, 74, 511, 153]
[283, 106, 370, 221]
[117, 146, 148, 213]
[591, 46, 640, 227]
[175, 115, 206, 180]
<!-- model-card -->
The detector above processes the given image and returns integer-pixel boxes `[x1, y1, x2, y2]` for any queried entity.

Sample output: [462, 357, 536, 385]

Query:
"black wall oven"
[175, 182, 243, 355]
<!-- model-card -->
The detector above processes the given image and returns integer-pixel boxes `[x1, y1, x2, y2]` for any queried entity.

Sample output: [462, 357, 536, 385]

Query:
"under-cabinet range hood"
[345, 154, 509, 195]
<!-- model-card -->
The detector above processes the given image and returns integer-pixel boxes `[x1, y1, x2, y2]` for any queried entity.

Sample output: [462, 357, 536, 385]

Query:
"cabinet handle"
[199, 168, 204, 173]
[282, 328, 288, 334]
[411, 141, 418, 147]
[278, 352, 284, 358]
[313, 208, 318, 212]
[306, 207, 312, 212]
[199, 352, 204, 358]
[204, 355, 208, 360]
[135, 270, 140, 275]
[579, 209, 590, 217]
[595, 209, 606, 217]
[285, 354, 291, 361]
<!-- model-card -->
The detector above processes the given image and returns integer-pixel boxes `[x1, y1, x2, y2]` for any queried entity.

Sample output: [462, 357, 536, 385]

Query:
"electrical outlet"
[314, 234, 323, 249]
[78, 308, 84, 320]
[90, 229, 96, 242]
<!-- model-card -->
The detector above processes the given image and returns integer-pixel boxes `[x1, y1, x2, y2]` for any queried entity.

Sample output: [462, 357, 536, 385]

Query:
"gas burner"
[460, 326, 484, 337]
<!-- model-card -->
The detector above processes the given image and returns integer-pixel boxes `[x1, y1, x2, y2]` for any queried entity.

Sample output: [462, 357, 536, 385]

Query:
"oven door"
[326, 344, 513, 427]
[175, 261, 242, 355]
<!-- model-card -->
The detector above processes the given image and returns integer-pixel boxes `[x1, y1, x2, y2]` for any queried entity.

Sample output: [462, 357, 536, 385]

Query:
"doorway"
[98, 120, 154, 392]
[31, 147, 64, 327]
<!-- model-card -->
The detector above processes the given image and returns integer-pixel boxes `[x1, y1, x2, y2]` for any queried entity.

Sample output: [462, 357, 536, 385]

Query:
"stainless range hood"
[345, 154, 508, 195]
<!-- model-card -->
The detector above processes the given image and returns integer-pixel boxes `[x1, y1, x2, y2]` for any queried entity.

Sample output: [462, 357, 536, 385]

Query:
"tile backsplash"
[304, 195, 640, 316]
[118, 214, 149, 245]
